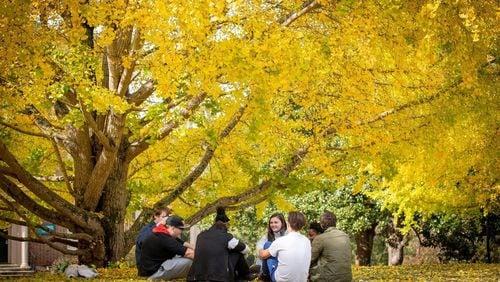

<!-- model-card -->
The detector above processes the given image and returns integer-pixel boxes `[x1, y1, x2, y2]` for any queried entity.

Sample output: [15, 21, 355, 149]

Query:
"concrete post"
[189, 224, 201, 246]
[19, 225, 29, 268]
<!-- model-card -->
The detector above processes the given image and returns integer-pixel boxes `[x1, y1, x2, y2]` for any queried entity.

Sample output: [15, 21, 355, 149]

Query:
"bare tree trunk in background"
[355, 223, 377, 266]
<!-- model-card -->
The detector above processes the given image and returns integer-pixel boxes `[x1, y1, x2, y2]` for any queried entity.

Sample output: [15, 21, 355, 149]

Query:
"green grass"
[1, 263, 499, 281]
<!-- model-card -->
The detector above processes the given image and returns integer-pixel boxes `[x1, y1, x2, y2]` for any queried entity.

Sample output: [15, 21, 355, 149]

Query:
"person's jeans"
[149, 256, 192, 280]
[262, 241, 278, 282]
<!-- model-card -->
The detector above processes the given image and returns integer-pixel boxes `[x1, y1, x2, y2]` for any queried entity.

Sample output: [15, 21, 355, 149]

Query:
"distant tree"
[417, 212, 500, 263]
[378, 215, 409, 265]
[289, 182, 387, 266]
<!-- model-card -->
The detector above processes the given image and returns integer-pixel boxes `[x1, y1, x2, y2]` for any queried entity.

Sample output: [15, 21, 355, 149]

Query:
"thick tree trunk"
[355, 223, 377, 266]
[78, 233, 107, 267]
[387, 241, 405, 265]
[385, 218, 408, 266]
[100, 144, 131, 263]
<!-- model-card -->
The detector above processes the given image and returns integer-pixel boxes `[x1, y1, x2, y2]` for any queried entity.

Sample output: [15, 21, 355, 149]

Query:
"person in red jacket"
[138, 215, 194, 280]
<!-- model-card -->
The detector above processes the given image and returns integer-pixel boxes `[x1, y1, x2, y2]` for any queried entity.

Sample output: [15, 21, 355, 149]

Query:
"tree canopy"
[0, 0, 497, 264]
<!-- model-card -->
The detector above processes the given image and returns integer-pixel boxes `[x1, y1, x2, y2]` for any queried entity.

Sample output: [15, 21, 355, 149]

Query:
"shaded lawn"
[2, 263, 499, 281]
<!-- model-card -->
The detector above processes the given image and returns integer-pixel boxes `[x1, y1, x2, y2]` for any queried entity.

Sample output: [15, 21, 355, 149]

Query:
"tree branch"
[278, 0, 321, 27]
[224, 194, 270, 211]
[127, 92, 208, 160]
[51, 139, 74, 196]
[154, 104, 248, 209]
[186, 145, 308, 224]
[128, 156, 173, 178]
[133, 94, 197, 127]
[33, 174, 74, 182]
[0, 214, 92, 242]
[81, 147, 119, 211]
[0, 231, 44, 243]
[0, 194, 86, 255]
[125, 104, 248, 249]
[78, 98, 113, 151]
[118, 27, 142, 97]
[0, 174, 77, 230]
[360, 79, 463, 126]
[0, 228, 80, 249]
[81, 106, 127, 211]
[0, 121, 48, 138]
[127, 80, 155, 107]
[25, 105, 65, 131]
[124, 207, 153, 249]
[0, 166, 16, 178]
[0, 141, 102, 231]
[0, 215, 27, 226]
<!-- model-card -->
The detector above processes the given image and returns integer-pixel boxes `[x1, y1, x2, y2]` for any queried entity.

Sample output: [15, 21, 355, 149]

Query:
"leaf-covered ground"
[2, 263, 499, 281]
[353, 263, 500, 281]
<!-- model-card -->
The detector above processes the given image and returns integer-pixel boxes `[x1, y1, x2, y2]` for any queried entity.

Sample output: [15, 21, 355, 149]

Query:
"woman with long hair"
[255, 213, 287, 280]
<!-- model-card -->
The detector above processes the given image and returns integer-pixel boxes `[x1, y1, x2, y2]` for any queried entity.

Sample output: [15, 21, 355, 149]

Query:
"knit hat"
[215, 207, 230, 223]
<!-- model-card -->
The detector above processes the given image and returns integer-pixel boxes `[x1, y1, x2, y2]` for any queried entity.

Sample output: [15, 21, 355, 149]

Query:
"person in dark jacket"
[138, 215, 194, 280]
[187, 207, 257, 282]
[135, 206, 171, 267]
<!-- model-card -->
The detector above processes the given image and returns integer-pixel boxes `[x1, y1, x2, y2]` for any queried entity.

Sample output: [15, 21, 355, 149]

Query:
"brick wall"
[29, 224, 68, 267]
[29, 242, 66, 267]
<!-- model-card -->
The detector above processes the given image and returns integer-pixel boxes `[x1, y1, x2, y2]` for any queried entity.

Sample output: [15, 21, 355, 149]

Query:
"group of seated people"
[135, 206, 352, 282]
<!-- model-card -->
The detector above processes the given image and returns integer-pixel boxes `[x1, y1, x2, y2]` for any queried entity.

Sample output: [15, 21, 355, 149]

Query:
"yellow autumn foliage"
[0, 0, 497, 263]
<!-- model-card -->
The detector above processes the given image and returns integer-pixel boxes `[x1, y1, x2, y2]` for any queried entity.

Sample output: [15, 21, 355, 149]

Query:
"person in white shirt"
[258, 211, 311, 282]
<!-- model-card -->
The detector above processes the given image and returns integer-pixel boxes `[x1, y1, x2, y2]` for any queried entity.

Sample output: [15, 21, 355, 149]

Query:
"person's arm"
[310, 236, 323, 265]
[256, 235, 266, 253]
[258, 248, 271, 259]
[260, 238, 280, 260]
[228, 236, 250, 254]
[183, 241, 195, 250]
[183, 248, 194, 259]
[255, 235, 267, 265]
[170, 238, 193, 260]
[136, 223, 154, 244]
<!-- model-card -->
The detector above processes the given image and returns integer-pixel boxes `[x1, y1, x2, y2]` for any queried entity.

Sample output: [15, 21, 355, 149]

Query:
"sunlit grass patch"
[353, 263, 500, 281]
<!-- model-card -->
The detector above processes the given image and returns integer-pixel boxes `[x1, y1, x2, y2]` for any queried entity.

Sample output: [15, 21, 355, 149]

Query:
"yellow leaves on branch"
[1, 0, 497, 220]
[421, 1, 442, 19]
[459, 6, 480, 42]
[81, 88, 130, 114]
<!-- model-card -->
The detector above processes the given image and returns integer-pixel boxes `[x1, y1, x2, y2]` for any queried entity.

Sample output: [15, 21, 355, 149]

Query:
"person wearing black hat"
[138, 215, 194, 280]
[187, 207, 257, 282]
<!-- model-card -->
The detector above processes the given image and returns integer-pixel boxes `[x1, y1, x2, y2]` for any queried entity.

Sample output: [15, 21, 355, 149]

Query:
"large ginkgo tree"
[0, 0, 497, 265]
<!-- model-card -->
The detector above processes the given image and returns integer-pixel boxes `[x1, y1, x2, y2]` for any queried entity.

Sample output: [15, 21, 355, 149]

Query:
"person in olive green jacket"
[310, 211, 352, 282]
